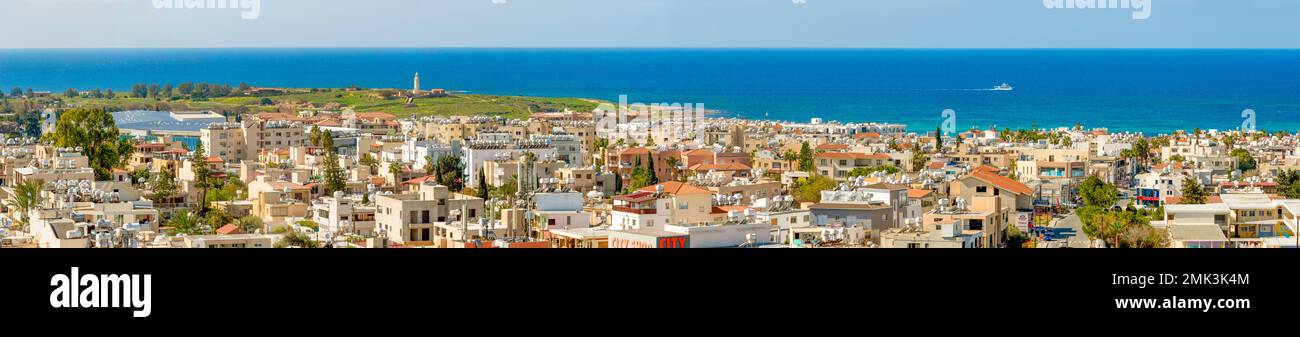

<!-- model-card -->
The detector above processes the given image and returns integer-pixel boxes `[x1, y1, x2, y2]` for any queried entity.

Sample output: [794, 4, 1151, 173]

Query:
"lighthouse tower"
[413, 72, 421, 94]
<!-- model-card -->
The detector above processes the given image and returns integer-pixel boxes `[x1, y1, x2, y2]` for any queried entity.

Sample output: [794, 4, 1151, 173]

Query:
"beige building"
[814, 152, 893, 180]
[183, 234, 278, 248]
[375, 182, 486, 246]
[202, 119, 308, 163]
[947, 171, 1035, 247]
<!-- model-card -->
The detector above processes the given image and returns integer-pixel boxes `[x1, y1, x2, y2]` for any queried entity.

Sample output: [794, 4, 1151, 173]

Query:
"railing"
[612, 206, 657, 215]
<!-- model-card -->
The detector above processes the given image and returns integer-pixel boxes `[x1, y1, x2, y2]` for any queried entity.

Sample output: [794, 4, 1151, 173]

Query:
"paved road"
[1037, 212, 1092, 248]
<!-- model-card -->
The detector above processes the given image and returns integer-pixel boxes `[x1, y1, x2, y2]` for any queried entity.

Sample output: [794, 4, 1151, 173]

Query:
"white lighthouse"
[413, 72, 421, 94]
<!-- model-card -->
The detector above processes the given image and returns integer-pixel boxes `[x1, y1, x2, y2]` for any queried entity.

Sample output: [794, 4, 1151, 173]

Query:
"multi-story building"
[814, 152, 892, 180]
[202, 119, 308, 163]
[610, 182, 713, 230]
[311, 193, 377, 236]
[375, 182, 485, 246]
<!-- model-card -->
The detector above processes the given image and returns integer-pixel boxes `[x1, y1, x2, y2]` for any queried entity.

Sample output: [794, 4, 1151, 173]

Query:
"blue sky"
[2, 0, 1298, 48]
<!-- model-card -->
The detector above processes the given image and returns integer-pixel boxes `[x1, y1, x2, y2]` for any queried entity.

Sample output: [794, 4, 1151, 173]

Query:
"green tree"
[663, 155, 680, 181]
[645, 154, 659, 185]
[1006, 224, 1030, 249]
[1078, 175, 1118, 208]
[191, 142, 212, 214]
[323, 150, 347, 194]
[309, 125, 323, 147]
[798, 142, 814, 172]
[792, 175, 838, 203]
[423, 155, 437, 176]
[1277, 170, 1300, 199]
[847, 165, 900, 177]
[1180, 177, 1207, 205]
[612, 171, 623, 195]
[359, 153, 379, 174]
[6, 180, 44, 231]
[205, 209, 233, 230]
[152, 168, 178, 202]
[1231, 148, 1257, 173]
[275, 230, 317, 248]
[320, 130, 335, 150]
[388, 163, 405, 186]
[433, 155, 465, 191]
[234, 215, 264, 233]
[934, 125, 944, 153]
[167, 211, 203, 235]
[131, 168, 152, 186]
[782, 149, 798, 172]
[476, 168, 492, 200]
[42, 108, 134, 180]
[493, 175, 519, 200]
[912, 152, 931, 172]
[64, 88, 78, 98]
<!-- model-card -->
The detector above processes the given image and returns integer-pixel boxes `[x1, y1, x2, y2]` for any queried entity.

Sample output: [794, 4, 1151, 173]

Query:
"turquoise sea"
[1, 48, 1298, 134]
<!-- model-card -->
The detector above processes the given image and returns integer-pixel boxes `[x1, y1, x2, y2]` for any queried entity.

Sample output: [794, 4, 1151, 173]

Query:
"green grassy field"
[62, 89, 603, 119]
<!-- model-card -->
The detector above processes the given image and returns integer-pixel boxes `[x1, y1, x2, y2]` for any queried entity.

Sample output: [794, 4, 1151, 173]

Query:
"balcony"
[612, 206, 657, 215]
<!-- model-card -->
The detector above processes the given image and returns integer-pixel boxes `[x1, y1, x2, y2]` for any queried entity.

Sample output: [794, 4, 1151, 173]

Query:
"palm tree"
[663, 155, 680, 181]
[166, 211, 203, 235]
[783, 150, 798, 173]
[424, 155, 438, 176]
[388, 163, 404, 187]
[359, 153, 379, 175]
[234, 215, 264, 234]
[6, 180, 44, 231]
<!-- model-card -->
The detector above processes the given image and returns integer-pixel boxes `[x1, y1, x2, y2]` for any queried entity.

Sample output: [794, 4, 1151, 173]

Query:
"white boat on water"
[992, 83, 1014, 91]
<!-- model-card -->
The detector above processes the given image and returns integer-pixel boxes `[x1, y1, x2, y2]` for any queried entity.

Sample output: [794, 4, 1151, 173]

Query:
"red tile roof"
[688, 163, 752, 171]
[908, 189, 934, 199]
[403, 175, 439, 185]
[216, 224, 242, 235]
[621, 147, 652, 155]
[711, 205, 750, 214]
[684, 149, 715, 156]
[853, 132, 882, 140]
[816, 143, 850, 151]
[815, 152, 889, 160]
[614, 191, 657, 203]
[968, 171, 1033, 196]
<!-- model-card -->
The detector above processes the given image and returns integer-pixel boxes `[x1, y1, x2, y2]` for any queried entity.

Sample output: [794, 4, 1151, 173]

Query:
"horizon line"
[3, 46, 1300, 51]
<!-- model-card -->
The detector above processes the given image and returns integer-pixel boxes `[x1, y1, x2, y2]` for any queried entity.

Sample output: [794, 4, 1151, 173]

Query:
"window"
[976, 186, 988, 193]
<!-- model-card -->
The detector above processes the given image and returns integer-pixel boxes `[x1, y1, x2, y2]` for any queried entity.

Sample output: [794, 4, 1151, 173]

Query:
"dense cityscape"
[0, 75, 1294, 249]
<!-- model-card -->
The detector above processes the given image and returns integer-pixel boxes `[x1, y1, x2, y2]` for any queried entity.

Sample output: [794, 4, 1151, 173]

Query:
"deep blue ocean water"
[1, 48, 1297, 134]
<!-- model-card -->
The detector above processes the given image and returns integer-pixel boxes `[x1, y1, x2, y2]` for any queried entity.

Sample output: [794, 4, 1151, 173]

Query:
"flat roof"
[549, 227, 609, 240]
[1168, 224, 1229, 242]
[1164, 203, 1231, 214]
[608, 227, 684, 238]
